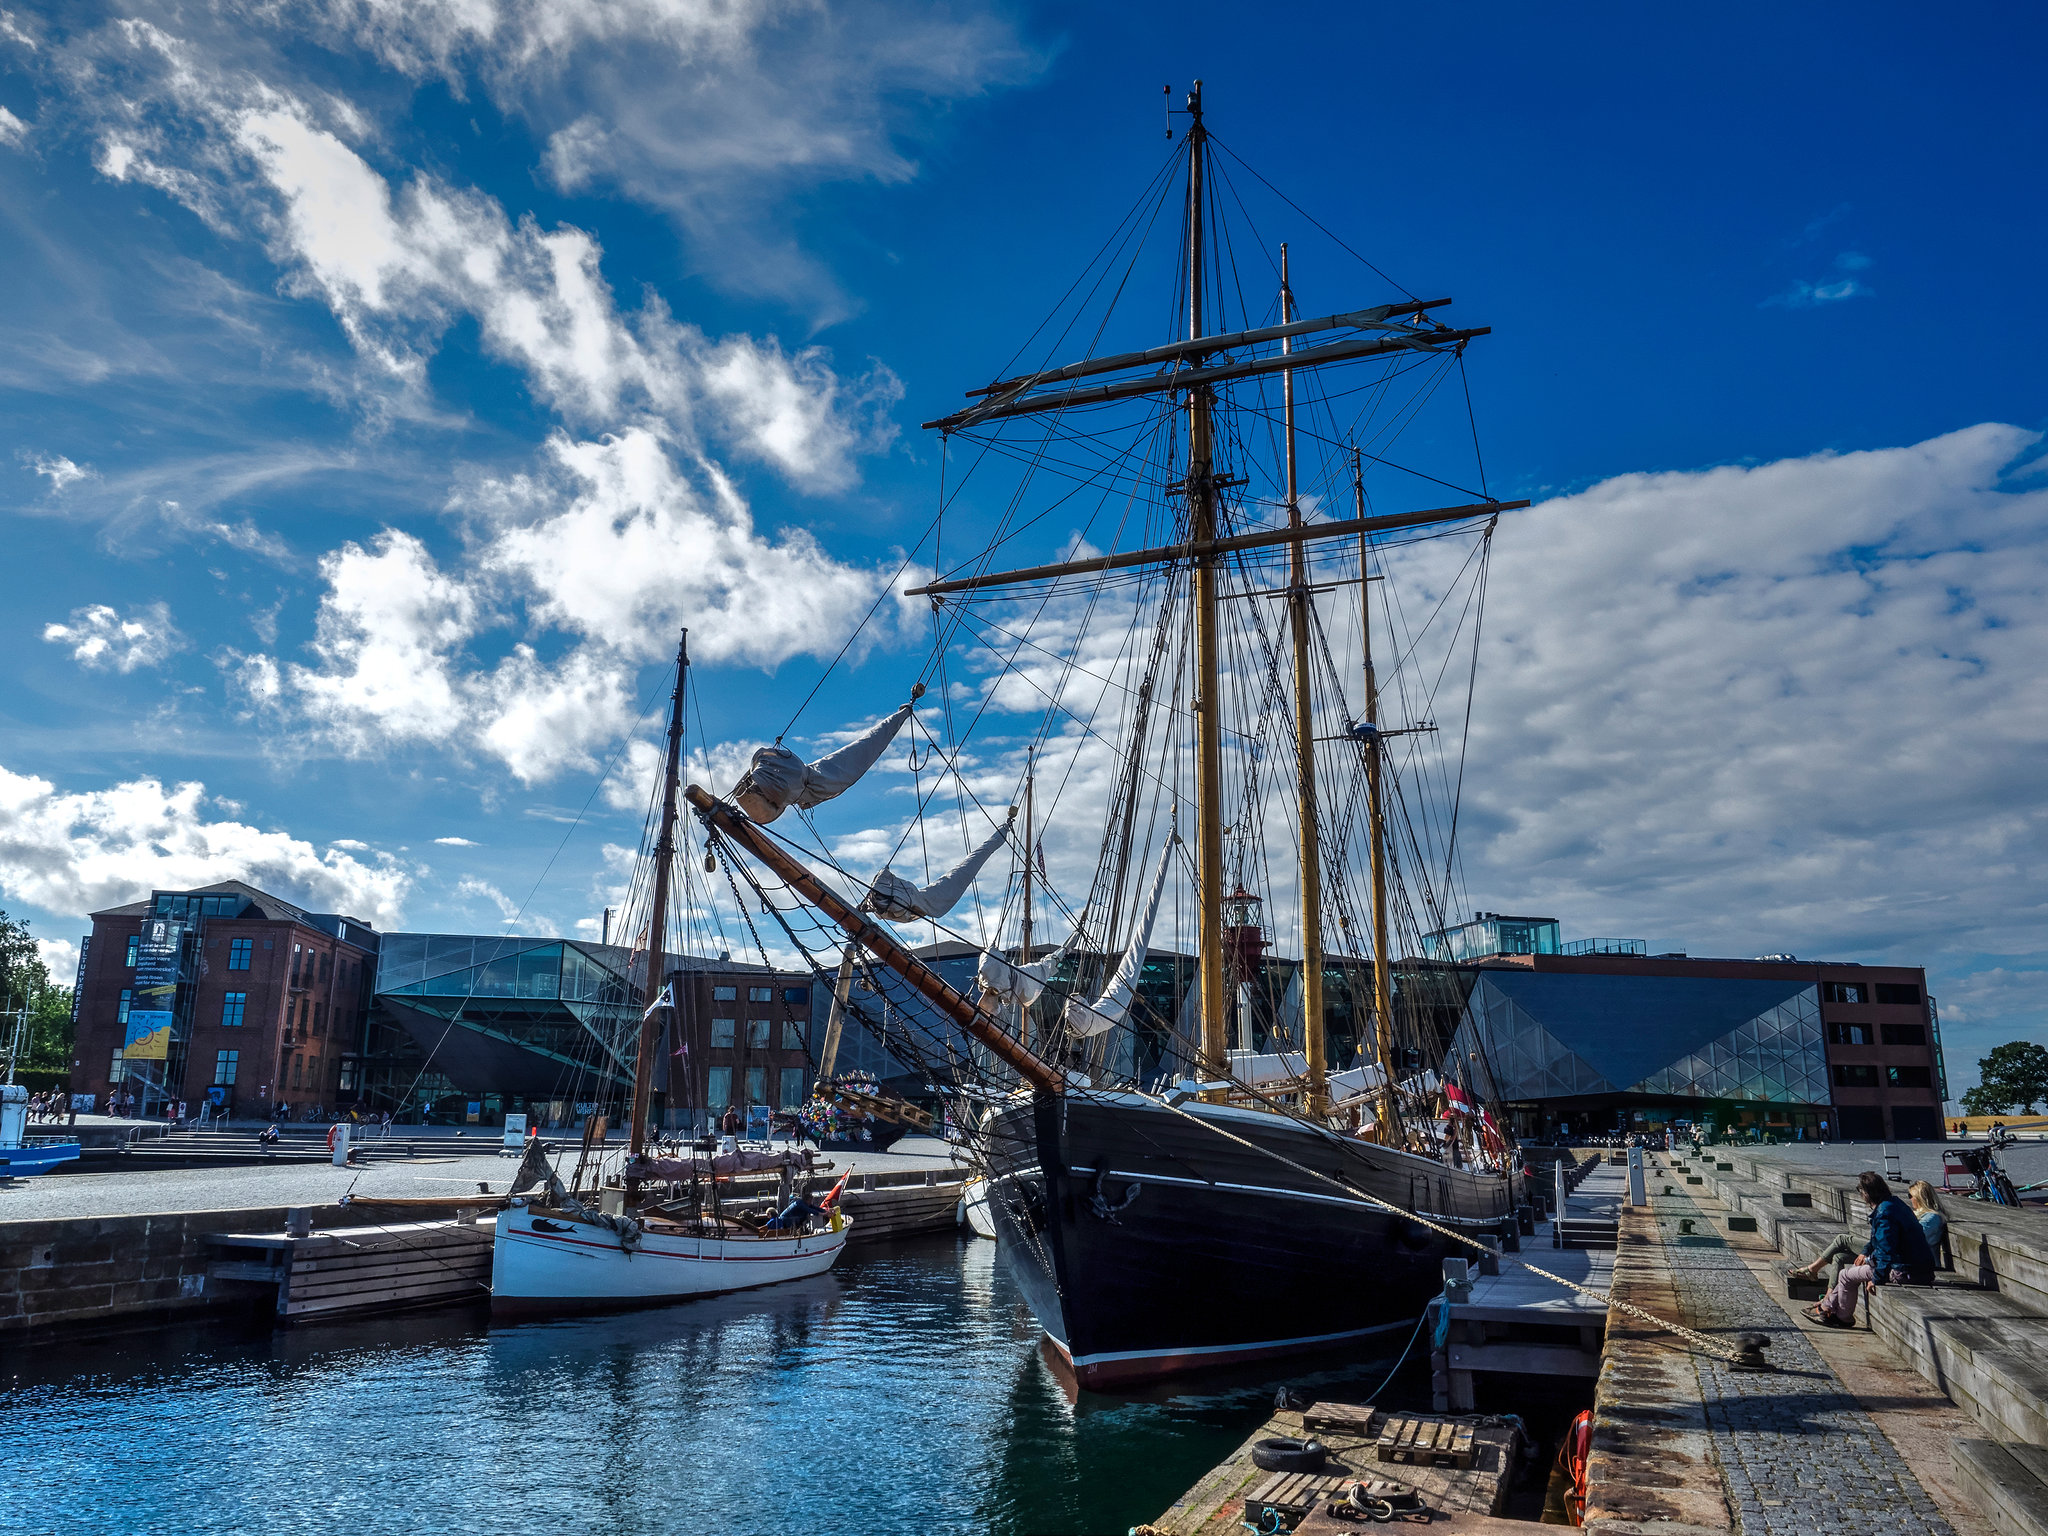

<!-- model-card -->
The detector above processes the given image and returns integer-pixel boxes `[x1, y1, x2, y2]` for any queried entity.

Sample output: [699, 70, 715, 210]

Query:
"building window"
[117, 988, 133, 1024]
[213, 1050, 239, 1086]
[783, 986, 809, 1005]
[1882, 1023, 1926, 1047]
[1826, 1022, 1872, 1046]
[1824, 982, 1867, 1004]
[749, 986, 772, 1003]
[782, 1020, 806, 1051]
[745, 1066, 767, 1105]
[780, 1067, 807, 1108]
[109, 1047, 126, 1084]
[707, 1066, 733, 1110]
[713, 986, 737, 1002]
[711, 1018, 736, 1048]
[314, 1002, 325, 1036]
[228, 937, 252, 971]
[1833, 1064, 1878, 1088]
[338, 1059, 358, 1092]
[221, 992, 247, 1027]
[125, 934, 140, 967]
[1888, 1065, 1932, 1089]
[747, 1019, 771, 1049]
[320, 952, 332, 981]
[292, 1056, 303, 1089]
[1875, 983, 1922, 1005]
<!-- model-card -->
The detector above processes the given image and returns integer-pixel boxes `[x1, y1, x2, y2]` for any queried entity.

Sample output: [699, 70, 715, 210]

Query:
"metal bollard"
[1627, 1146, 1646, 1207]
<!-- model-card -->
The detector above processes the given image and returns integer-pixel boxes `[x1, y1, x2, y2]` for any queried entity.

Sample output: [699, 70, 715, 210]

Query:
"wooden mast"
[1354, 457, 1400, 1142]
[1282, 245, 1328, 1120]
[1185, 82, 1228, 1100]
[1019, 753, 1034, 1048]
[628, 630, 689, 1177]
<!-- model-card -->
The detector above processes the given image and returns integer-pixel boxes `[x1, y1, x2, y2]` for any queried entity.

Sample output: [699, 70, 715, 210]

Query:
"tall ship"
[673, 82, 1531, 1388]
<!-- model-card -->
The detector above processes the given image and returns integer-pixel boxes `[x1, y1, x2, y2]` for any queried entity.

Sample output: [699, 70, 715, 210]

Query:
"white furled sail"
[735, 686, 925, 825]
[1064, 836, 1176, 1039]
[977, 937, 1070, 1007]
[862, 811, 1015, 923]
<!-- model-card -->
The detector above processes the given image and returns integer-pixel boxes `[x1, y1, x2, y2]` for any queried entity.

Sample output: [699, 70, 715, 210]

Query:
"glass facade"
[1450, 970, 1829, 1108]
[1424, 914, 1563, 964]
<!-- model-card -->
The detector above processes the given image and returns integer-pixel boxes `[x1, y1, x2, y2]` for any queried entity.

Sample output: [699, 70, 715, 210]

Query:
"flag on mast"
[642, 982, 673, 1020]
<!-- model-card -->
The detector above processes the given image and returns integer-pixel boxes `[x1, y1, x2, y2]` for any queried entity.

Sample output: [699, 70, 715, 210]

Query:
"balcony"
[1561, 938, 1646, 957]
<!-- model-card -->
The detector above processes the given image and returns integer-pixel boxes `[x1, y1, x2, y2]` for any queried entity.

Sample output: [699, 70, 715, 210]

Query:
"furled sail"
[977, 935, 1072, 1007]
[862, 811, 1015, 923]
[1064, 835, 1176, 1039]
[735, 685, 925, 825]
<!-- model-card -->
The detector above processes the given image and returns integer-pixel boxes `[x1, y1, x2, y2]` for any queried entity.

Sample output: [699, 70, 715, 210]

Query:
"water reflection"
[3, 1235, 1431, 1536]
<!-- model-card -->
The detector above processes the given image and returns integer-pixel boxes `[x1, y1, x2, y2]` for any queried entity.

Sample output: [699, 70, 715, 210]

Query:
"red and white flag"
[1443, 1080, 1474, 1114]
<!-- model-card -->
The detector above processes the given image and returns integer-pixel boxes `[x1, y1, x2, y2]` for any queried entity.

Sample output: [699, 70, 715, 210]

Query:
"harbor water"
[3, 1233, 1437, 1536]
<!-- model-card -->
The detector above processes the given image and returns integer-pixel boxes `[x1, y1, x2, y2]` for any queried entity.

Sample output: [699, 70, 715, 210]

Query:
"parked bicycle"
[1949, 1130, 2022, 1206]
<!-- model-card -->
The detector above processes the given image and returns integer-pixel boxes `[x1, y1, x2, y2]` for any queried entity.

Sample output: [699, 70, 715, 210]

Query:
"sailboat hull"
[983, 1092, 1517, 1390]
[490, 1204, 847, 1316]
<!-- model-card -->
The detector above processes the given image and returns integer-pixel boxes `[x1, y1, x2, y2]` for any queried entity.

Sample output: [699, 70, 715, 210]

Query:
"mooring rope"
[1136, 1092, 1746, 1365]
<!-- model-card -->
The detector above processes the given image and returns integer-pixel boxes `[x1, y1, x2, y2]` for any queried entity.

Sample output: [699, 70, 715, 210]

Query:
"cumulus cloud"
[0, 763, 411, 926]
[42, 600, 184, 672]
[433, 836, 479, 846]
[0, 104, 26, 145]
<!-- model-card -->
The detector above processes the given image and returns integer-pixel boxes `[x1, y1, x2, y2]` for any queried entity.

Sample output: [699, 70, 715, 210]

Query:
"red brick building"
[74, 881, 378, 1118]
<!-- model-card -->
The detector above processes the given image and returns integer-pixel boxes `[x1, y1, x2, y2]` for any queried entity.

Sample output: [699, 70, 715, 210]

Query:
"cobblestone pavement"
[1659, 1188, 1955, 1536]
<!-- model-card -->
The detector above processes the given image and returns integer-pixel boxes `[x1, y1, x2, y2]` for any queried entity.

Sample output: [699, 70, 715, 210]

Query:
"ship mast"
[627, 630, 689, 1174]
[1185, 81, 1230, 1100]
[1020, 752, 1035, 1048]
[1354, 457, 1401, 1143]
[1281, 245, 1328, 1119]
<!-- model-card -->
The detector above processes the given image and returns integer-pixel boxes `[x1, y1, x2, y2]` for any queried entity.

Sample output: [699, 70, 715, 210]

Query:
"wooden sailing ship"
[679, 83, 1531, 1386]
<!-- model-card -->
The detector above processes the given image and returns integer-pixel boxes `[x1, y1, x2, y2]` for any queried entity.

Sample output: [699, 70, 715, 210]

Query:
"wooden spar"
[924, 325, 1491, 432]
[814, 947, 856, 1090]
[1355, 458, 1401, 1145]
[1281, 245, 1328, 1120]
[961, 298, 1453, 399]
[628, 631, 688, 1172]
[1020, 754, 1035, 1050]
[682, 785, 1067, 1095]
[1187, 82, 1229, 1102]
[904, 499, 1527, 598]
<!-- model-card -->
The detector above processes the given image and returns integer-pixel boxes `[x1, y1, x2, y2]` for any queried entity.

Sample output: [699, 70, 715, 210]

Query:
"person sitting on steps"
[1804, 1170, 1937, 1328]
[1907, 1179, 1950, 1270]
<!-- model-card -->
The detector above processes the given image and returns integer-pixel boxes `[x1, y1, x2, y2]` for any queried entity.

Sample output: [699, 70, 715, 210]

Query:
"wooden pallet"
[1376, 1415, 1476, 1468]
[1302, 1400, 1379, 1437]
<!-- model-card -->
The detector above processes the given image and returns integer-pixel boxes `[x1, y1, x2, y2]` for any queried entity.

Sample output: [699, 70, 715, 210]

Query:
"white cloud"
[0, 105, 27, 146]
[1765, 251, 1876, 308]
[42, 601, 184, 672]
[37, 934, 80, 983]
[455, 874, 519, 920]
[0, 763, 411, 926]
[433, 836, 479, 846]
[25, 452, 91, 489]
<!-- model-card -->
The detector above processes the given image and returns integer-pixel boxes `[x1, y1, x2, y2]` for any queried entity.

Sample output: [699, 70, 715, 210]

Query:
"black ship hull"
[983, 1092, 1518, 1391]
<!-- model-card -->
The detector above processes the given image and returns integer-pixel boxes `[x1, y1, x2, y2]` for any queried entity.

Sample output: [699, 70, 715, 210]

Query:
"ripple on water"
[1, 1235, 1432, 1536]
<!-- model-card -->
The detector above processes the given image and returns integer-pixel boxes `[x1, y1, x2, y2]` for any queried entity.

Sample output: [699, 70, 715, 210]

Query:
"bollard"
[1442, 1257, 1473, 1304]
[331, 1123, 350, 1167]
[1554, 1158, 1569, 1222]
[1627, 1146, 1646, 1207]
[286, 1207, 312, 1238]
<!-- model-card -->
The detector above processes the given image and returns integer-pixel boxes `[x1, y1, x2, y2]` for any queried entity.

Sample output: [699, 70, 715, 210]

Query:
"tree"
[1963, 1040, 2048, 1118]
[0, 908, 73, 1078]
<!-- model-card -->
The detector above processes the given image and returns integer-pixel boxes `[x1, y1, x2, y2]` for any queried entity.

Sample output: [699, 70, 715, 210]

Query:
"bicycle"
[1953, 1131, 2022, 1206]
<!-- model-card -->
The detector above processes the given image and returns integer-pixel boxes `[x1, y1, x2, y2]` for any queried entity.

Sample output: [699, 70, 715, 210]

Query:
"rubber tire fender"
[1250, 1437, 1328, 1474]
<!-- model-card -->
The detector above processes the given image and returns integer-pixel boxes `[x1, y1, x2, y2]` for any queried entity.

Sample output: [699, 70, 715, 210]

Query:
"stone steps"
[1956, 1440, 2048, 1536]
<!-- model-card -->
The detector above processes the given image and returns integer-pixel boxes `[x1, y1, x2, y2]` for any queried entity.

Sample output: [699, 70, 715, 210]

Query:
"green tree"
[1963, 1040, 2048, 1118]
[0, 909, 73, 1078]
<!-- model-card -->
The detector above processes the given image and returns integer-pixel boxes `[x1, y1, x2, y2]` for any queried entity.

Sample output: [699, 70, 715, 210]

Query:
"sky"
[0, 2, 2043, 1096]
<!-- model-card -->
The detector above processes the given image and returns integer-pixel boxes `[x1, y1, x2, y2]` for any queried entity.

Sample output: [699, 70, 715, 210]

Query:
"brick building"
[73, 881, 379, 1118]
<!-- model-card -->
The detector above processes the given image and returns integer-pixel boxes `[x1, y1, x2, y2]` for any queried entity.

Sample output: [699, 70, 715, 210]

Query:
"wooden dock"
[1144, 1402, 1521, 1535]
[207, 1217, 494, 1323]
[1433, 1166, 1617, 1411]
[837, 1171, 966, 1242]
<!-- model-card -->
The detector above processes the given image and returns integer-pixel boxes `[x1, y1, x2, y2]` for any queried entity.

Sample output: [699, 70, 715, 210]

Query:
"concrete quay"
[1, 1136, 968, 1342]
[1579, 1146, 2048, 1536]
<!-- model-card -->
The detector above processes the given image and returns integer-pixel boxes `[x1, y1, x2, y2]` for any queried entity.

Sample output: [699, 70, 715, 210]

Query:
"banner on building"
[125, 918, 183, 1060]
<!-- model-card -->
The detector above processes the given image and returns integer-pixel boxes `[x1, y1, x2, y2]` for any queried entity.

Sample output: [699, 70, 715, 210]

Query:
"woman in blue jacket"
[1807, 1170, 1937, 1326]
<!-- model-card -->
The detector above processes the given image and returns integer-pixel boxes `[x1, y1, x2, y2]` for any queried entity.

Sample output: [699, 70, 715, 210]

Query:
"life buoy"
[326, 1123, 341, 1152]
[1558, 1407, 1593, 1525]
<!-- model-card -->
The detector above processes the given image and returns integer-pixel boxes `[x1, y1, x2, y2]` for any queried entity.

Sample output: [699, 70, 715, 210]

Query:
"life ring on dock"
[1557, 1408, 1592, 1525]
[1250, 1437, 1327, 1474]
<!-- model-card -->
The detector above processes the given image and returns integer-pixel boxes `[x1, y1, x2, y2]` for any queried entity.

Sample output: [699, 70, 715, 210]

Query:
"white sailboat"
[491, 633, 852, 1315]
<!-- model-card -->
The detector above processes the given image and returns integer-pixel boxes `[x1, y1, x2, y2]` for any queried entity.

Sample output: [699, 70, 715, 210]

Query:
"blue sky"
[0, 2, 2043, 1094]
